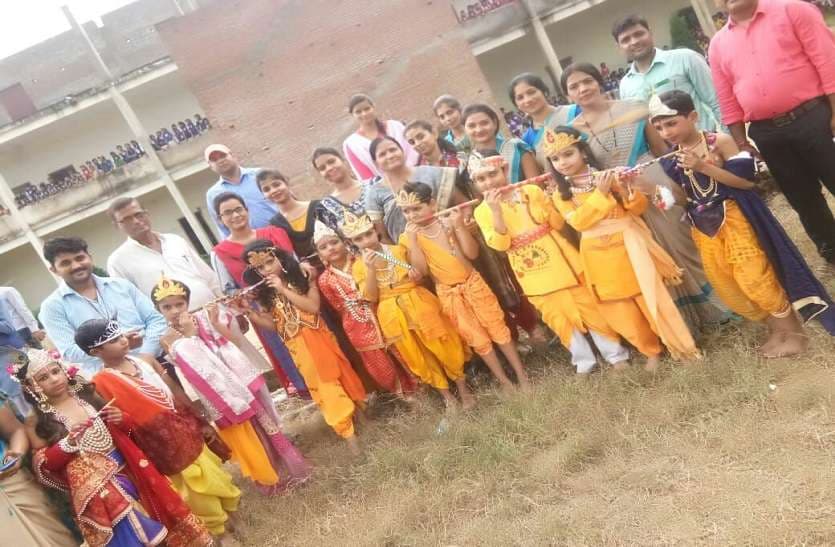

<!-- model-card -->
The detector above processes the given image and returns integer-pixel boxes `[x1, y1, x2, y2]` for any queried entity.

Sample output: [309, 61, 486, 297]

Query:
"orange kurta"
[272, 300, 366, 438]
[408, 233, 511, 355]
[352, 244, 469, 390]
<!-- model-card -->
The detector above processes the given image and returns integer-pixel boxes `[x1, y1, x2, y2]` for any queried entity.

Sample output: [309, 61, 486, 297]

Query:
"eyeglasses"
[220, 206, 246, 218]
[115, 210, 149, 224]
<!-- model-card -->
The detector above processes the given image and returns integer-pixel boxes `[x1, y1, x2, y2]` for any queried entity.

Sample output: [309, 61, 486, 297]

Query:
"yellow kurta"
[408, 233, 511, 355]
[692, 200, 789, 321]
[473, 185, 617, 347]
[170, 445, 241, 536]
[352, 244, 469, 389]
[553, 188, 696, 359]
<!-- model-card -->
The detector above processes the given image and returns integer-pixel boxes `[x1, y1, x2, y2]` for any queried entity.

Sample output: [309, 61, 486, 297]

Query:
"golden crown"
[246, 249, 278, 269]
[394, 189, 423, 208]
[340, 211, 374, 239]
[467, 152, 505, 178]
[542, 128, 582, 157]
[152, 276, 188, 303]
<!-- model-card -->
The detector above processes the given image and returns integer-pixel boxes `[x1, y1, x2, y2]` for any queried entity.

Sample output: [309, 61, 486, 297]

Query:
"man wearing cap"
[204, 144, 277, 236]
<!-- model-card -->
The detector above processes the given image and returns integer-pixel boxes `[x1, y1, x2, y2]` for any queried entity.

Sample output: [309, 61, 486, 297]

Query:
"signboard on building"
[450, 0, 571, 43]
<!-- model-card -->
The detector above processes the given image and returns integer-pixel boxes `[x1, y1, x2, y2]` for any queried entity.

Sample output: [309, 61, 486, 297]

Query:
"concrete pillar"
[0, 173, 59, 282]
[521, 0, 563, 83]
[62, 4, 214, 253]
[690, 0, 717, 38]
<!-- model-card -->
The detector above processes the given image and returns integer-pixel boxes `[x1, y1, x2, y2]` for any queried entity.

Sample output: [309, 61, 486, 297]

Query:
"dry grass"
[231, 194, 835, 547]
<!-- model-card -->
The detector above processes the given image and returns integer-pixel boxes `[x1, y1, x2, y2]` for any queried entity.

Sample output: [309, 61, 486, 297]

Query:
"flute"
[433, 198, 480, 218]
[501, 173, 554, 192]
[192, 279, 267, 313]
[369, 249, 413, 270]
[569, 150, 679, 183]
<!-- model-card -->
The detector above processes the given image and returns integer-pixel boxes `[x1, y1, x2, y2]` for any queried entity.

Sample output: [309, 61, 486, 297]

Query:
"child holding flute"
[471, 152, 631, 375]
[340, 210, 475, 410]
[546, 126, 700, 369]
[397, 182, 531, 393]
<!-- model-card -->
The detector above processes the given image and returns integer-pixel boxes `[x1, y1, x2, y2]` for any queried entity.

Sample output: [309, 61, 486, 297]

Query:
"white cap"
[648, 95, 679, 121]
[204, 143, 231, 163]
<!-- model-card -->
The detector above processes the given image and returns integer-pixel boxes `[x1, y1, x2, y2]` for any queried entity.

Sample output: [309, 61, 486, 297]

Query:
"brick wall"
[156, 0, 494, 197]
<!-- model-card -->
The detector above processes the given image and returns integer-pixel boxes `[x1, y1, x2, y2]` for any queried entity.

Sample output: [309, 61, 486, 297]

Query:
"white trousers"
[568, 329, 630, 373]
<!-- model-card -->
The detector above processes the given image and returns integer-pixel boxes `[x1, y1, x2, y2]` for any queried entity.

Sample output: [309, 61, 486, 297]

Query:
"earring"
[68, 378, 83, 393]
[28, 386, 54, 414]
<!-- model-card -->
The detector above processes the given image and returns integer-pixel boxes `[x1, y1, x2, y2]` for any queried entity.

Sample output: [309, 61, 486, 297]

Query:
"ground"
[231, 193, 835, 547]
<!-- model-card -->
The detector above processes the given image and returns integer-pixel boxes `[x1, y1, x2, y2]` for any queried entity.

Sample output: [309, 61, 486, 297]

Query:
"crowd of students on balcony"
[9, 115, 212, 211]
[150, 113, 212, 151]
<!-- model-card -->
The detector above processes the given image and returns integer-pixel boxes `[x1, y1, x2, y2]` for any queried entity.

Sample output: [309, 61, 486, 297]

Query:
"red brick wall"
[156, 0, 494, 197]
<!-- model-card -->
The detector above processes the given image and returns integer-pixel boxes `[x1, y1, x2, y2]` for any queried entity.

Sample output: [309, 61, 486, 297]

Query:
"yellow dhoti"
[217, 420, 280, 486]
[170, 445, 241, 536]
[692, 201, 789, 321]
[286, 326, 366, 439]
[528, 281, 620, 349]
[377, 285, 469, 389]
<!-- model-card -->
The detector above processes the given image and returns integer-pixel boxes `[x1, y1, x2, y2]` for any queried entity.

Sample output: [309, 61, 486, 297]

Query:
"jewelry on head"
[542, 128, 582, 157]
[152, 276, 188, 302]
[340, 211, 374, 239]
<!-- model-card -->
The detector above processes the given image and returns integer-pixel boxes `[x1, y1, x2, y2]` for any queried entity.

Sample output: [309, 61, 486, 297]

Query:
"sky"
[0, 0, 138, 59]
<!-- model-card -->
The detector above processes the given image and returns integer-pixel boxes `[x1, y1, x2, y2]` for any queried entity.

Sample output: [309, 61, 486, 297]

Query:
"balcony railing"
[17, 157, 158, 228]
[158, 131, 213, 170]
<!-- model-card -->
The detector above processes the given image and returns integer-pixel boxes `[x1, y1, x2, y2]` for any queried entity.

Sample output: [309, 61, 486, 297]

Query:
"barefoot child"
[470, 153, 631, 374]
[313, 221, 419, 399]
[151, 277, 311, 494]
[239, 240, 367, 454]
[340, 211, 475, 410]
[74, 318, 240, 540]
[546, 127, 701, 368]
[649, 90, 835, 355]
[397, 182, 532, 392]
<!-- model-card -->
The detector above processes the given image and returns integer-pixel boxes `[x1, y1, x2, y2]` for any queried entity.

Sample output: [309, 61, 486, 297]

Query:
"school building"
[0, 0, 715, 307]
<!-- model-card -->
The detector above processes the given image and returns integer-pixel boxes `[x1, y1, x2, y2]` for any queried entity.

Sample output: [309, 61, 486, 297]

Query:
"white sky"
[0, 0, 138, 59]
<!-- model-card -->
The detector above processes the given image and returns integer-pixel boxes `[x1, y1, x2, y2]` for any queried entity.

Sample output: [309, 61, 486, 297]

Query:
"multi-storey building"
[0, 0, 719, 306]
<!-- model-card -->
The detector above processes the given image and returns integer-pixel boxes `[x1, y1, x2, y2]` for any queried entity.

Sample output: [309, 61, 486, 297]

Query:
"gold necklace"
[681, 133, 716, 199]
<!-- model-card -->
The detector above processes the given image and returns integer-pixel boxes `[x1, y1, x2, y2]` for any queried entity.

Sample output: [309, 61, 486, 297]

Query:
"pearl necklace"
[56, 397, 114, 454]
[329, 266, 374, 324]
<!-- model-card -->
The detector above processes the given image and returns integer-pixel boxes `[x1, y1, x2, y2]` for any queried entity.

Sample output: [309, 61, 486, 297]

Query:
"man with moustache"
[38, 236, 167, 376]
[615, 14, 723, 131]
[709, 0, 835, 265]
[106, 196, 221, 310]
[204, 144, 276, 236]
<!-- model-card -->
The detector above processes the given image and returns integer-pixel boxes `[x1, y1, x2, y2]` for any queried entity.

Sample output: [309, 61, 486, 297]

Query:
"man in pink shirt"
[709, 0, 835, 265]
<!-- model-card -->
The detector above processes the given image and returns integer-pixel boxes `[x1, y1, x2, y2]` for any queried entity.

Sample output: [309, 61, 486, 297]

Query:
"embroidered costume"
[472, 158, 629, 372]
[658, 131, 835, 333]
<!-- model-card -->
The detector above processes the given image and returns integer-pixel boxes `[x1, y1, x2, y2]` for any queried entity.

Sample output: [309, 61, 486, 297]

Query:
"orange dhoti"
[436, 270, 511, 356]
[692, 200, 789, 321]
[285, 325, 367, 439]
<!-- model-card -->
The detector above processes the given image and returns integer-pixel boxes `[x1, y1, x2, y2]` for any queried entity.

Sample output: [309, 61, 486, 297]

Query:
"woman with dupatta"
[561, 62, 729, 332]
[13, 348, 210, 547]
[211, 192, 309, 397]
[364, 136, 463, 243]
[75, 319, 241, 540]
[510, 72, 575, 170]
[0, 390, 77, 547]
[151, 276, 312, 494]
[258, 169, 323, 263]
[314, 147, 370, 235]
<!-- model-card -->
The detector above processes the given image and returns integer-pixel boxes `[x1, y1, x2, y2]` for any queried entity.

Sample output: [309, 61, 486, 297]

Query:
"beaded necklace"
[680, 133, 717, 199]
[55, 397, 114, 454]
[329, 265, 374, 324]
